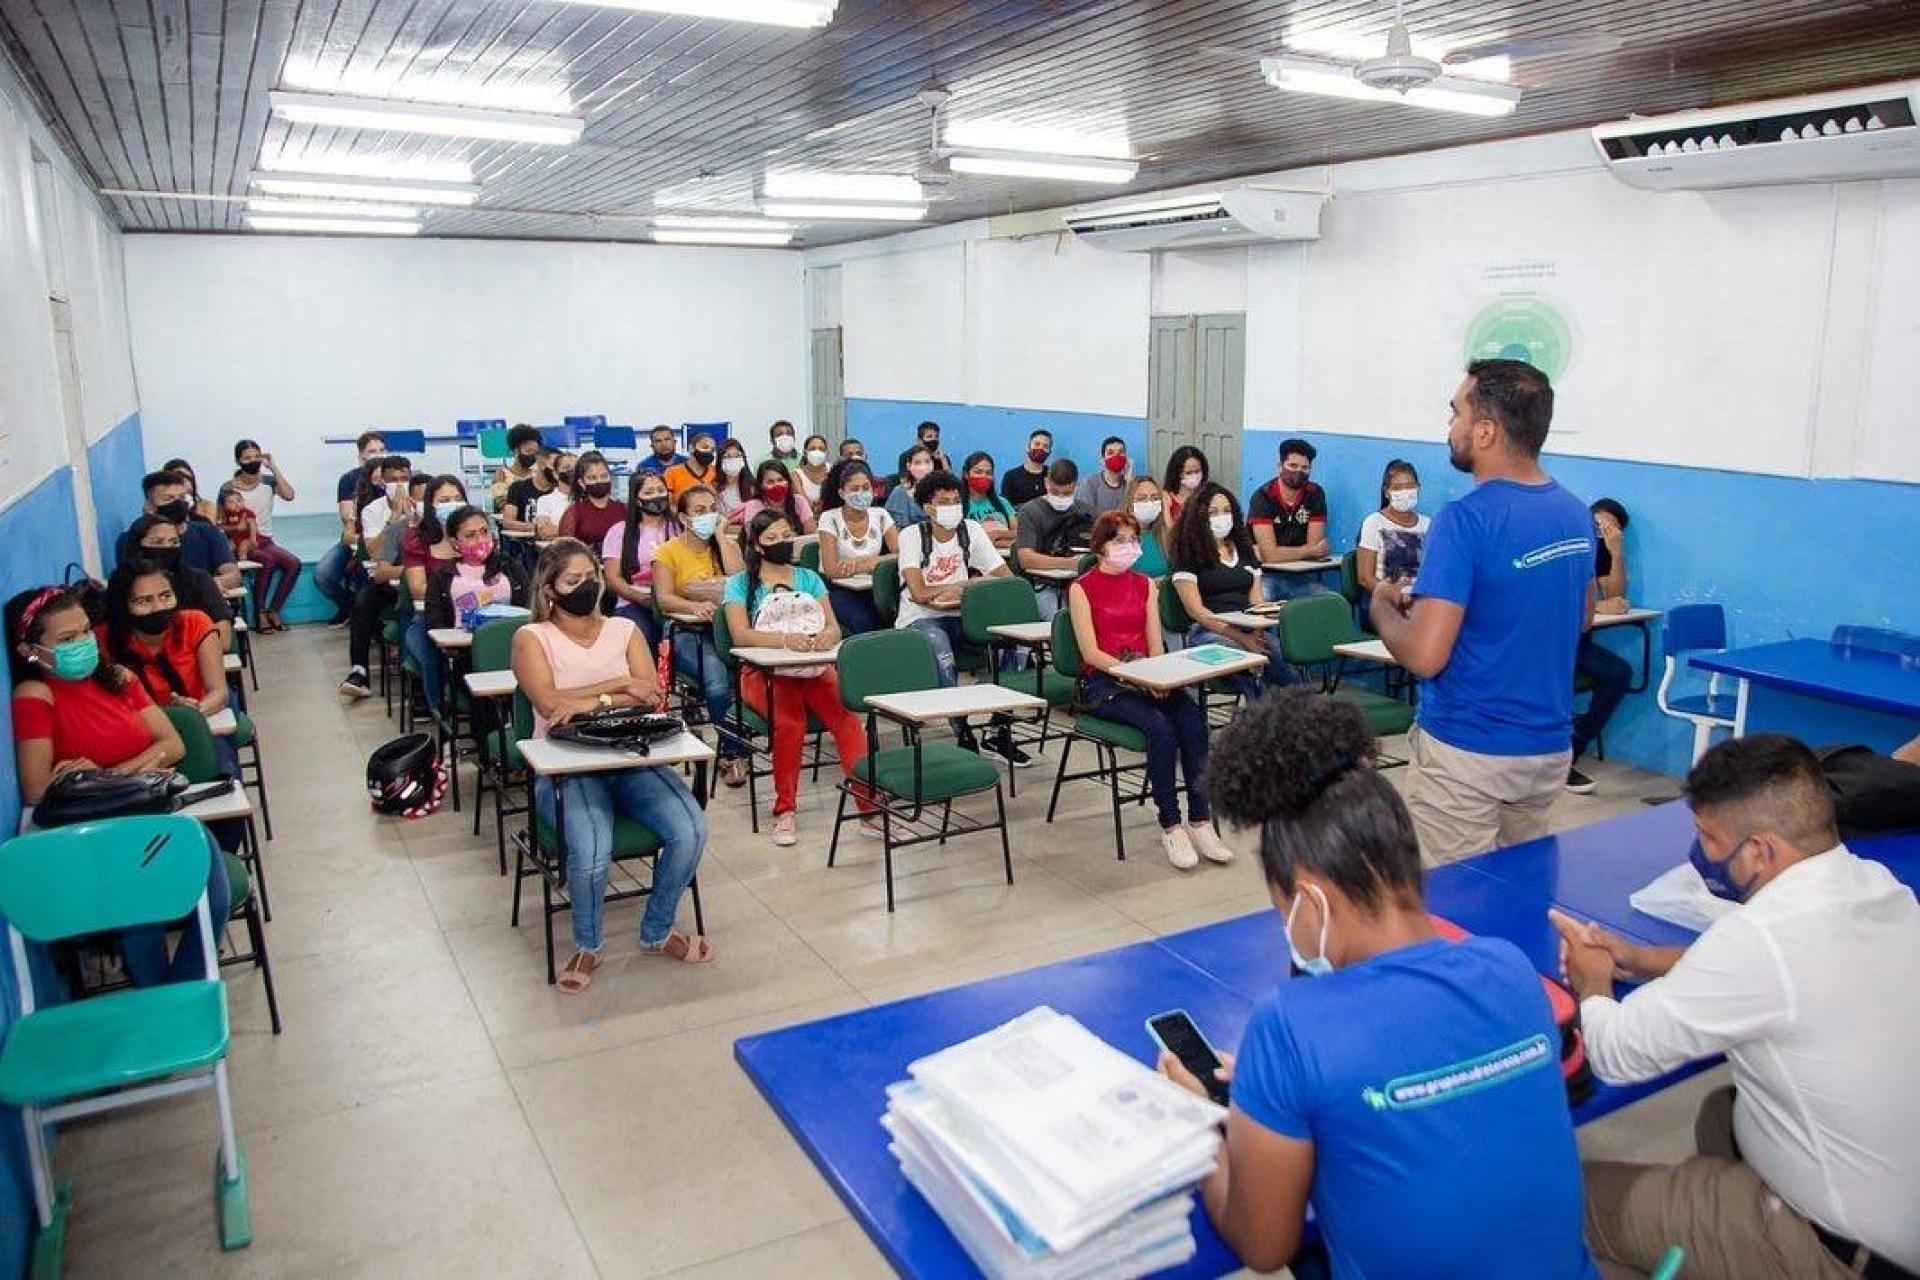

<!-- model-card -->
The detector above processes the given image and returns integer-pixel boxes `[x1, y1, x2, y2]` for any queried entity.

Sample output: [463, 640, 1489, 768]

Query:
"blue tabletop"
[1692, 638, 1920, 719]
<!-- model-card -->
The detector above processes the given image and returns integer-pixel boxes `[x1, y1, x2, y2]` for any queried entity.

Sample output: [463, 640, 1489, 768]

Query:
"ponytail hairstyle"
[1205, 688, 1423, 913]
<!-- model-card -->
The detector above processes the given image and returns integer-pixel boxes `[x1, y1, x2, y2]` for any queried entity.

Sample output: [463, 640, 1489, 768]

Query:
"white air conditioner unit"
[1593, 80, 1920, 190]
[1064, 186, 1325, 252]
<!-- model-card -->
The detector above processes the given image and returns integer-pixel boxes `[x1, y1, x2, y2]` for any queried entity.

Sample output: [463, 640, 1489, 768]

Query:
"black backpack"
[1816, 744, 1920, 838]
[1038, 507, 1093, 558]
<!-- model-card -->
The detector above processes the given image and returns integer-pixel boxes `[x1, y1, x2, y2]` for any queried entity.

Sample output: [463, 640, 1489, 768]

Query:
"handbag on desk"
[549, 709, 686, 754]
[32, 769, 189, 828]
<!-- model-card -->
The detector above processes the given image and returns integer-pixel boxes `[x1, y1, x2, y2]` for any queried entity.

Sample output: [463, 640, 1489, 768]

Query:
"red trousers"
[741, 669, 874, 816]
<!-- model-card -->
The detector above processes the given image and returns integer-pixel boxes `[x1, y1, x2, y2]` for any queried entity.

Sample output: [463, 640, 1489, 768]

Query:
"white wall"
[124, 235, 808, 513]
[0, 99, 64, 502]
[841, 242, 970, 402]
[1858, 180, 1920, 483]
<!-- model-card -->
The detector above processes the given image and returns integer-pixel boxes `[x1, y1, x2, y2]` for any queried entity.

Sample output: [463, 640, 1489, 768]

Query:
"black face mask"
[582, 481, 613, 500]
[238, 460, 263, 476]
[154, 498, 191, 523]
[692, 448, 715, 465]
[638, 496, 669, 517]
[517, 449, 539, 465]
[557, 471, 575, 486]
[131, 606, 176, 636]
[538, 467, 555, 485]
[759, 541, 795, 566]
[551, 580, 600, 617]
[143, 546, 182, 571]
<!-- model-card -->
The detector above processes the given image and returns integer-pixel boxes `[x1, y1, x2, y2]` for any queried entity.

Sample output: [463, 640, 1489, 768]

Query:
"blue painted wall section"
[1240, 427, 1920, 779]
[87, 410, 146, 572]
[845, 399, 1147, 480]
[0, 466, 89, 1278]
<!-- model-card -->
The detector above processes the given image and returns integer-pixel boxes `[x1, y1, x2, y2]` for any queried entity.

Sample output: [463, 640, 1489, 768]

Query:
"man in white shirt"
[1553, 734, 1920, 1280]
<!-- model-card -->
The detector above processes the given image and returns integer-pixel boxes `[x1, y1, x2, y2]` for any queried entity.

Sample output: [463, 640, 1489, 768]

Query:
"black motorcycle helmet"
[366, 734, 440, 816]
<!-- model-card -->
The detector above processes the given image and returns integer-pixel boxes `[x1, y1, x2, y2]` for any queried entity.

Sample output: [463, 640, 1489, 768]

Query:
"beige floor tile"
[1578, 1064, 1733, 1165]
[511, 996, 867, 1277]
[63, 1074, 595, 1279]
[658, 1218, 890, 1280]
[856, 919, 1155, 1004]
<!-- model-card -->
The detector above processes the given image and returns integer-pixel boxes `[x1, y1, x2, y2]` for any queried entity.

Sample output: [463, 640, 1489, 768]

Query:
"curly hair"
[1203, 688, 1422, 912]
[1167, 481, 1255, 574]
[819, 458, 872, 512]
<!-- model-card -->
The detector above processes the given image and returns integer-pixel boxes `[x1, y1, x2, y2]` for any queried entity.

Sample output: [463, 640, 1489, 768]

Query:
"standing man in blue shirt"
[637, 425, 684, 476]
[1371, 359, 1593, 864]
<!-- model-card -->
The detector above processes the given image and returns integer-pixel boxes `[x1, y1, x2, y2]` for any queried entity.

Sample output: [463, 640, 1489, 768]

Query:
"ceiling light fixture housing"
[758, 201, 928, 222]
[762, 172, 924, 203]
[251, 174, 482, 206]
[652, 229, 795, 246]
[245, 196, 422, 219]
[1261, 54, 1519, 117]
[653, 214, 796, 232]
[245, 215, 421, 236]
[258, 153, 475, 184]
[269, 90, 584, 145]
[944, 150, 1138, 184]
[563, 0, 835, 26]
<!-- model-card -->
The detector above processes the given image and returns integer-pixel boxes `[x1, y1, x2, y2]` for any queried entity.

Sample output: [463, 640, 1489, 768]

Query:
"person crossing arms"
[1372, 359, 1593, 865]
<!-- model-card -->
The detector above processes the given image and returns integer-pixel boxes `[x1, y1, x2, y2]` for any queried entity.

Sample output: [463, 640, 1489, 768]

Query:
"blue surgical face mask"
[1285, 884, 1334, 977]
[435, 501, 462, 524]
[689, 512, 720, 541]
[46, 633, 101, 682]
[1689, 836, 1756, 903]
[844, 490, 873, 511]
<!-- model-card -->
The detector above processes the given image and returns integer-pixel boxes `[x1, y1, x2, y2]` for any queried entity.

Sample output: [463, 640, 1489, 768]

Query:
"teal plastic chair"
[468, 616, 530, 874]
[0, 815, 253, 1271]
[1651, 1246, 1685, 1280]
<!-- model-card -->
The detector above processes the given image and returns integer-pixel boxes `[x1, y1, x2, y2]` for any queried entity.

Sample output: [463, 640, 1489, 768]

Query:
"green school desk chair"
[1278, 594, 1416, 740]
[468, 616, 530, 875]
[711, 603, 829, 834]
[0, 815, 255, 1273]
[960, 575, 1074, 760]
[1154, 574, 1245, 724]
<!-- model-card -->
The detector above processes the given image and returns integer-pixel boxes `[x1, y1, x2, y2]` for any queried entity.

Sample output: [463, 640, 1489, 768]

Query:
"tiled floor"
[57, 627, 1722, 1277]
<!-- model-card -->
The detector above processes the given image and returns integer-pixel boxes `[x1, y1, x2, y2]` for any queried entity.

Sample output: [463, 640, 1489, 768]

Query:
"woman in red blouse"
[558, 450, 626, 550]
[1067, 511, 1234, 871]
[101, 559, 230, 715]
[8, 584, 230, 984]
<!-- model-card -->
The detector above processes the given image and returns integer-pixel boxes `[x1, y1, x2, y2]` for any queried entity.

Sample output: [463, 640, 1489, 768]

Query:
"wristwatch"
[598, 693, 613, 710]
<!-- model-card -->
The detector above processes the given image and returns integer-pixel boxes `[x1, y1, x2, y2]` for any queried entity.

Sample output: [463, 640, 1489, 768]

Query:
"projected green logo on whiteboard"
[1463, 297, 1574, 382]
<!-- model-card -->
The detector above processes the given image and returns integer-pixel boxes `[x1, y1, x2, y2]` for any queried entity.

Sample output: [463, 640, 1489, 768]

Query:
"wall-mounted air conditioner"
[1593, 80, 1920, 190]
[1064, 186, 1326, 252]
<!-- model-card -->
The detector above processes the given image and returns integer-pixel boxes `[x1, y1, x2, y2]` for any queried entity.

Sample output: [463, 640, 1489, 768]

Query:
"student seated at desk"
[227, 438, 301, 631]
[638, 424, 684, 476]
[999, 428, 1052, 509]
[894, 471, 1019, 761]
[126, 514, 233, 651]
[794, 434, 832, 509]
[663, 431, 722, 503]
[960, 451, 1018, 551]
[816, 459, 897, 636]
[339, 474, 426, 699]
[724, 510, 877, 848]
[531, 453, 577, 538]
[500, 446, 559, 534]
[1168, 482, 1297, 704]
[1566, 497, 1635, 796]
[1162, 688, 1599, 1280]
[837, 437, 866, 465]
[125, 469, 239, 591]
[402, 475, 470, 716]
[1011, 459, 1093, 622]
[1076, 435, 1133, 518]
[1355, 458, 1429, 595]
[423, 507, 528, 629]
[1127, 476, 1170, 578]
[512, 542, 714, 993]
[1553, 735, 1920, 1280]
[729, 459, 816, 534]
[8, 585, 233, 985]
[1069, 511, 1229, 869]
[558, 450, 625, 550]
[885, 445, 934, 529]
[161, 457, 219, 527]
[1248, 437, 1332, 603]
[1163, 445, 1209, 528]
[491, 423, 543, 510]
[603, 471, 678, 647]
[652, 485, 748, 787]
[715, 439, 753, 521]
[101, 558, 237, 776]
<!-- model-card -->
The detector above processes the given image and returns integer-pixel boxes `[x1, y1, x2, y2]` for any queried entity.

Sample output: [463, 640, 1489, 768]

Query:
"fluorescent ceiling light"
[653, 214, 795, 232]
[762, 171, 923, 202]
[259, 153, 474, 184]
[246, 196, 421, 218]
[759, 201, 927, 222]
[652, 229, 795, 246]
[562, 0, 835, 25]
[269, 90, 584, 145]
[946, 151, 1138, 183]
[251, 175, 481, 206]
[1260, 55, 1519, 117]
[245, 215, 421, 236]
[942, 120, 1132, 157]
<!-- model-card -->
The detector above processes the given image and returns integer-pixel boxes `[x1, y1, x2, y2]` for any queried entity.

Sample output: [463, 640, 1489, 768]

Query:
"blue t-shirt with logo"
[1413, 478, 1593, 756]
[1233, 936, 1598, 1280]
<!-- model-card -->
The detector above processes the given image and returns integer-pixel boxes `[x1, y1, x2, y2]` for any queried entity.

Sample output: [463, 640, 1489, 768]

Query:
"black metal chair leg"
[245, 897, 282, 1035]
[827, 786, 849, 867]
[245, 817, 272, 921]
[995, 784, 1013, 885]
[689, 874, 705, 935]
[1104, 745, 1126, 861]
[1046, 737, 1073, 823]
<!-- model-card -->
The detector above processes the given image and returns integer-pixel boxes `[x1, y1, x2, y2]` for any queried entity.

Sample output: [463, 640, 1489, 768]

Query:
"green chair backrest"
[711, 601, 742, 668]
[960, 576, 1040, 647]
[1049, 608, 1085, 680]
[162, 705, 223, 784]
[477, 427, 511, 461]
[1339, 549, 1361, 604]
[1157, 574, 1193, 635]
[797, 540, 821, 572]
[1278, 593, 1360, 665]
[835, 629, 938, 713]
[470, 616, 527, 673]
[871, 557, 901, 624]
[0, 814, 211, 942]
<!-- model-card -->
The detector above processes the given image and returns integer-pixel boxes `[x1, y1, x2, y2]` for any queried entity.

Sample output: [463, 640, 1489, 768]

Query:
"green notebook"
[1184, 644, 1242, 667]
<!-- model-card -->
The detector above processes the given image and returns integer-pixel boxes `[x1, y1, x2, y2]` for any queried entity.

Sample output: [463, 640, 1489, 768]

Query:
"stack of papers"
[883, 1007, 1225, 1280]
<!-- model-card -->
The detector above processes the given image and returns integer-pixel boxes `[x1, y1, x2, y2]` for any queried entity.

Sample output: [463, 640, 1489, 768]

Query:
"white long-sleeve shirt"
[1580, 846, 1920, 1271]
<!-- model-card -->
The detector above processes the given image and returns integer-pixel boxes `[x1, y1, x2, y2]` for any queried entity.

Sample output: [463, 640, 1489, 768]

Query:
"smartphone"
[1146, 1009, 1229, 1105]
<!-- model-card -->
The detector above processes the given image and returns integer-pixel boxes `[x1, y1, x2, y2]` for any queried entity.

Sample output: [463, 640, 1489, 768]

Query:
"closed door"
[1147, 313, 1245, 496]
[810, 327, 845, 442]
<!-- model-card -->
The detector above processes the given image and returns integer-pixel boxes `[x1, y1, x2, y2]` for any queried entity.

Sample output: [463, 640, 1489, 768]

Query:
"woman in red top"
[558, 451, 625, 550]
[1067, 511, 1233, 870]
[101, 559, 230, 715]
[7, 584, 230, 985]
[217, 485, 258, 562]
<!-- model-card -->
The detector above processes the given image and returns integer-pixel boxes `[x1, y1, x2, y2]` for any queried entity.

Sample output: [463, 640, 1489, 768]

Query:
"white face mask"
[805, 448, 828, 466]
[1388, 488, 1419, 513]
[1285, 884, 1334, 978]
[1044, 492, 1076, 513]
[1208, 512, 1235, 540]
[773, 434, 796, 454]
[721, 457, 746, 478]
[1130, 499, 1162, 525]
[932, 504, 963, 530]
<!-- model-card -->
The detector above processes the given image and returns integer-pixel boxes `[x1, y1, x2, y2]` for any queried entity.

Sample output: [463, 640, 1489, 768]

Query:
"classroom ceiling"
[5, 0, 1920, 247]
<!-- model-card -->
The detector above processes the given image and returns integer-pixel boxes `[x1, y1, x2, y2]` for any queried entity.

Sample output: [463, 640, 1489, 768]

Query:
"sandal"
[558, 949, 601, 993]
[641, 931, 715, 964]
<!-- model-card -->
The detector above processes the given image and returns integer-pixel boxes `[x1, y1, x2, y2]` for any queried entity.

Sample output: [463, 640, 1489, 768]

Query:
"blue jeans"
[1260, 571, 1334, 604]
[908, 615, 990, 737]
[1186, 623, 1299, 704]
[1572, 634, 1634, 762]
[123, 828, 232, 986]
[671, 626, 743, 758]
[1083, 674, 1210, 829]
[614, 601, 661, 650]
[404, 615, 444, 714]
[314, 540, 356, 614]
[828, 585, 884, 636]
[535, 767, 707, 952]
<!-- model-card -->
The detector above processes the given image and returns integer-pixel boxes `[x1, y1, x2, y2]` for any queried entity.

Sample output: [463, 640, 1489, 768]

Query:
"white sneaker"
[1160, 825, 1198, 870]
[1187, 822, 1235, 865]
[771, 812, 798, 847]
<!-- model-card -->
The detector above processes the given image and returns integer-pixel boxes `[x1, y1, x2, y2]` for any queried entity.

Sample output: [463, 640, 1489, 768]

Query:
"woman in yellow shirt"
[652, 484, 749, 786]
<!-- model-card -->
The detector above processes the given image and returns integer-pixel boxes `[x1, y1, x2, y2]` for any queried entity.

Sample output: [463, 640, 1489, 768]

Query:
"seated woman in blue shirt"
[1161, 687, 1599, 1280]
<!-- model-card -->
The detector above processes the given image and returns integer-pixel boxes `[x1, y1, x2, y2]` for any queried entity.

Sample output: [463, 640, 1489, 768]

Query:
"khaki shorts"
[1406, 725, 1570, 866]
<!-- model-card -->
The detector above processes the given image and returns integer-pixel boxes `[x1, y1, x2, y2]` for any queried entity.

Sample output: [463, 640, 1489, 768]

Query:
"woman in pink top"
[728, 459, 816, 533]
[424, 507, 528, 629]
[601, 469, 678, 649]
[511, 539, 713, 992]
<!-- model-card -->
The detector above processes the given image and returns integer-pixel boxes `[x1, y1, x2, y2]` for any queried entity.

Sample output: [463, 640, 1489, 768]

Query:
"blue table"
[1693, 637, 1920, 754]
